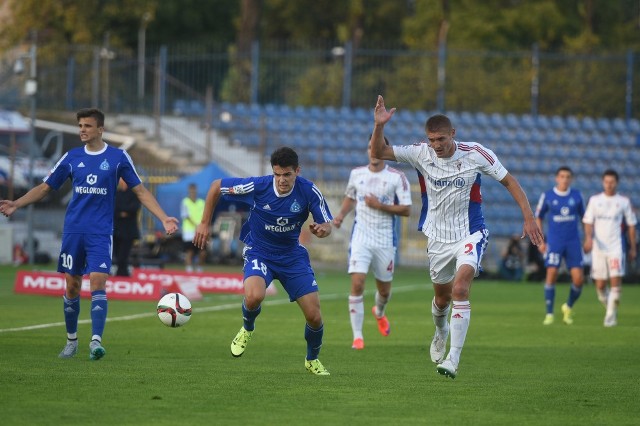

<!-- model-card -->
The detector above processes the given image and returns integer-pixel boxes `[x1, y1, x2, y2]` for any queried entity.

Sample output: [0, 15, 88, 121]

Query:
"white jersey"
[583, 192, 637, 253]
[346, 165, 412, 248]
[393, 141, 508, 243]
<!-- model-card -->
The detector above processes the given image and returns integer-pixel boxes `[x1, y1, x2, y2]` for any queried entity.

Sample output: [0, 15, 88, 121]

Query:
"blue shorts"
[545, 238, 583, 269]
[58, 233, 113, 276]
[242, 245, 318, 302]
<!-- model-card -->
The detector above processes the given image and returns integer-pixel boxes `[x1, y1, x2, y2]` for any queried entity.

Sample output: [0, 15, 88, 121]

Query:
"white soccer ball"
[157, 292, 192, 327]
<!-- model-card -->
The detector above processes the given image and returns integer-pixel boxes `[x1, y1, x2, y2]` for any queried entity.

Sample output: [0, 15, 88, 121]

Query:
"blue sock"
[566, 284, 583, 308]
[544, 284, 555, 314]
[242, 300, 261, 332]
[90, 290, 108, 340]
[63, 295, 80, 337]
[305, 323, 324, 361]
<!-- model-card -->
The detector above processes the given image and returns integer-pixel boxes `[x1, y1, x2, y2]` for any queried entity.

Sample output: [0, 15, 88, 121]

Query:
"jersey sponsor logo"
[86, 174, 97, 185]
[75, 186, 108, 195]
[265, 217, 298, 232]
[430, 177, 466, 188]
[290, 200, 301, 213]
[100, 159, 110, 170]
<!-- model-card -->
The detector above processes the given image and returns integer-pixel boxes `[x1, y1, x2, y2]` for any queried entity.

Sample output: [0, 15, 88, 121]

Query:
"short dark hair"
[556, 166, 573, 176]
[603, 169, 619, 182]
[270, 146, 299, 169]
[425, 114, 453, 133]
[76, 108, 105, 127]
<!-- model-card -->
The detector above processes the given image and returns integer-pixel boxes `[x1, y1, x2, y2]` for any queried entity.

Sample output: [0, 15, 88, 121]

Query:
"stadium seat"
[581, 116, 596, 132]
[520, 114, 535, 129]
[490, 112, 505, 128]
[505, 113, 520, 129]
[550, 115, 565, 130]
[596, 117, 612, 133]
[565, 116, 580, 131]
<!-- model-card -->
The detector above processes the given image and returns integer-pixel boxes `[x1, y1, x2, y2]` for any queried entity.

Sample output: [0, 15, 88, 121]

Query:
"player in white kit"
[333, 137, 412, 350]
[583, 169, 637, 327]
[369, 96, 544, 378]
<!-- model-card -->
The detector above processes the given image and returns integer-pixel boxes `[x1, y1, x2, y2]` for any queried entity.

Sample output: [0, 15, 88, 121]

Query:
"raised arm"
[371, 95, 397, 161]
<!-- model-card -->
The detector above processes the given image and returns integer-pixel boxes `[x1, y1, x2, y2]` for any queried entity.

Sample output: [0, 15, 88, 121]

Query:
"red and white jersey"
[345, 165, 412, 248]
[393, 141, 507, 243]
[583, 192, 637, 253]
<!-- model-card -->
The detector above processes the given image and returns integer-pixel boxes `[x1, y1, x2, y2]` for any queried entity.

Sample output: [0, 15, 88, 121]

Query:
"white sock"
[374, 291, 391, 317]
[606, 287, 621, 318]
[431, 297, 450, 330]
[448, 301, 471, 365]
[91, 335, 102, 343]
[597, 288, 609, 305]
[349, 295, 364, 340]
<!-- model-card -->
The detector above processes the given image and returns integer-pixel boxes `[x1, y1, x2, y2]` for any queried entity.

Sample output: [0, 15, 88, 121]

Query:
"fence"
[2, 40, 638, 120]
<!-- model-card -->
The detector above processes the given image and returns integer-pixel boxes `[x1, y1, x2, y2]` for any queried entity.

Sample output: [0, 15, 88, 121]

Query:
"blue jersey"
[44, 144, 141, 235]
[220, 175, 332, 255]
[535, 187, 585, 244]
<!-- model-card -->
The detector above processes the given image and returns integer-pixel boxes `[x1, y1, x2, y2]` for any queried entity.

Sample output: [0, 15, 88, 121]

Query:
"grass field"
[1, 263, 639, 426]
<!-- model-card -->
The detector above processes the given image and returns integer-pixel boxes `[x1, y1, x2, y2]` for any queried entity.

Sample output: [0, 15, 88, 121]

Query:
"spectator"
[499, 235, 525, 281]
[113, 178, 141, 276]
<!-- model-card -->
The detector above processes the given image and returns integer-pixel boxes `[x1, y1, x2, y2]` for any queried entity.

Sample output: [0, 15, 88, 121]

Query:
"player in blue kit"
[0, 108, 179, 360]
[193, 147, 333, 375]
[535, 166, 585, 325]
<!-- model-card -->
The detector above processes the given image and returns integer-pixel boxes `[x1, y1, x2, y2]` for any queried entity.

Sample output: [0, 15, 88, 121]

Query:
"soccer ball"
[157, 292, 192, 327]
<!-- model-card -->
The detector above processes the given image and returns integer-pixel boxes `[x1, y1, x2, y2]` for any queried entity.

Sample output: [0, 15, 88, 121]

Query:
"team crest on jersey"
[100, 159, 110, 170]
[86, 174, 98, 185]
[290, 200, 301, 213]
[568, 198, 575, 206]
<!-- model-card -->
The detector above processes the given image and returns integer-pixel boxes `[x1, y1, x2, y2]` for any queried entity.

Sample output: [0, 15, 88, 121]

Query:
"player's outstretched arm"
[500, 173, 544, 246]
[0, 182, 51, 217]
[309, 222, 332, 238]
[131, 184, 179, 235]
[193, 179, 222, 250]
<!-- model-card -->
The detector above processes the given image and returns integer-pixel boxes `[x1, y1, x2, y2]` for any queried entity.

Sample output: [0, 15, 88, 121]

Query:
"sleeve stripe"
[312, 184, 332, 222]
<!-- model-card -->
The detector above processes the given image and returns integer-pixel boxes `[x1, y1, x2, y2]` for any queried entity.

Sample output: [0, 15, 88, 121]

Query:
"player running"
[333, 136, 411, 350]
[369, 95, 544, 379]
[193, 147, 333, 375]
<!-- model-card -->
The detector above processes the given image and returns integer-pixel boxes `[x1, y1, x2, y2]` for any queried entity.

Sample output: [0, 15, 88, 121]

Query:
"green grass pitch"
[1, 264, 638, 425]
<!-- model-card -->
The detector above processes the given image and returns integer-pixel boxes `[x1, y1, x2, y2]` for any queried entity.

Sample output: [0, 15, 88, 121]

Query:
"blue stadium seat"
[535, 115, 550, 129]
[612, 118, 627, 133]
[628, 118, 640, 133]
[566, 116, 580, 131]
[596, 117, 612, 133]
[520, 114, 535, 129]
[550, 115, 565, 130]
[490, 112, 505, 128]
[475, 112, 490, 128]
[505, 113, 520, 129]
[582, 116, 596, 132]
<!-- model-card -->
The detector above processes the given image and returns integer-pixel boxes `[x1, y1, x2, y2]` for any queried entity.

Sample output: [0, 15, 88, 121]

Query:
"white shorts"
[348, 244, 396, 282]
[427, 229, 489, 284]
[590, 249, 626, 280]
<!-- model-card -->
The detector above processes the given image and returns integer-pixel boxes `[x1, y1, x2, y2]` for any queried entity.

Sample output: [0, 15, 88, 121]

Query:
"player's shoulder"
[456, 141, 498, 162]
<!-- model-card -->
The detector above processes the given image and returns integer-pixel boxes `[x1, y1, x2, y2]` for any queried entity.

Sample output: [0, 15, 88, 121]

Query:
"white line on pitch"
[0, 284, 426, 334]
